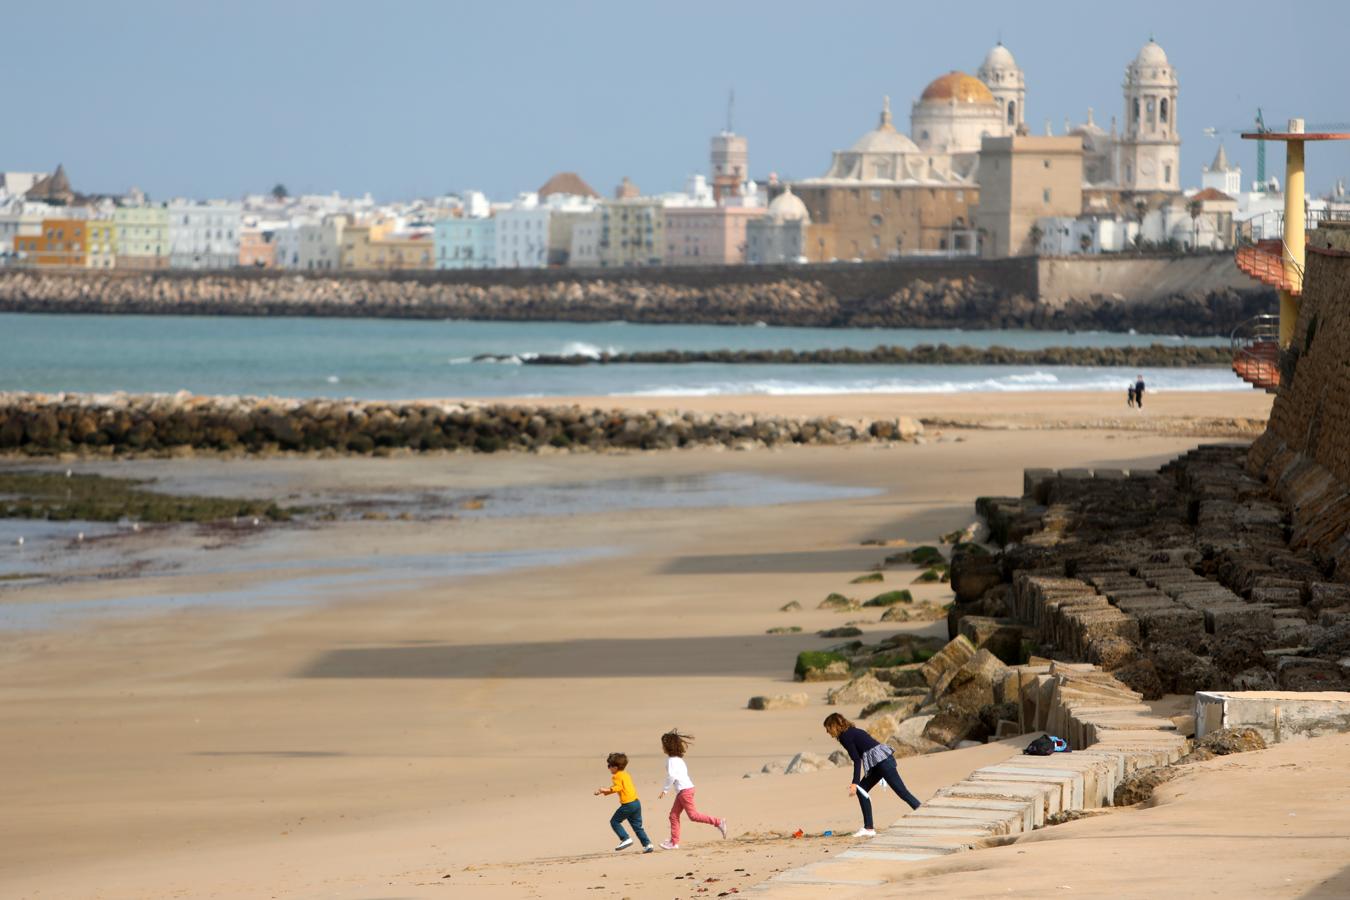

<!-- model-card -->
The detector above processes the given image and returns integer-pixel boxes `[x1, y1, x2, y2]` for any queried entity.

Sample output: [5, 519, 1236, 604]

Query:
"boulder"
[785, 751, 832, 774]
[826, 672, 894, 706]
[863, 589, 913, 608]
[950, 549, 1003, 604]
[794, 651, 850, 682]
[921, 705, 985, 747]
[850, 572, 884, 584]
[1086, 636, 1139, 672]
[871, 663, 929, 690]
[958, 616, 1024, 665]
[747, 693, 809, 711]
[859, 694, 926, 720]
[779, 600, 802, 612]
[818, 592, 858, 611]
[818, 626, 864, 638]
[937, 649, 1011, 715]
[920, 634, 978, 690]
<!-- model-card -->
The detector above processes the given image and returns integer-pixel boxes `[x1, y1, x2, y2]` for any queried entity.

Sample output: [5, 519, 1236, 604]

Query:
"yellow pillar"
[1280, 128, 1305, 346]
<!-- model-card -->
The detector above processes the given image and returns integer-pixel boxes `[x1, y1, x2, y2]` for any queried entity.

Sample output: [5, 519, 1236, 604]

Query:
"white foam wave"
[617, 373, 1247, 397]
[1005, 371, 1059, 384]
[560, 341, 616, 358]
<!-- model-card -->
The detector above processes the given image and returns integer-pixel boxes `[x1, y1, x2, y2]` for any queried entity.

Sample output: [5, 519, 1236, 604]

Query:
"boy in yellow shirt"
[594, 752, 653, 852]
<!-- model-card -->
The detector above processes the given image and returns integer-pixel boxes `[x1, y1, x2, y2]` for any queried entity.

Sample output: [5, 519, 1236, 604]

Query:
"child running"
[594, 752, 653, 853]
[824, 712, 922, 837]
[657, 729, 727, 850]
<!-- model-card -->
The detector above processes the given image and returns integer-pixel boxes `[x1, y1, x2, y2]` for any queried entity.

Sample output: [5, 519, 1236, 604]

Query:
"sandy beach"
[10, 388, 1343, 900]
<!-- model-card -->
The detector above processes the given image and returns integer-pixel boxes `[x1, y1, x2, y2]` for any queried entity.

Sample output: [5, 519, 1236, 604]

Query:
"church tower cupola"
[976, 41, 1026, 137]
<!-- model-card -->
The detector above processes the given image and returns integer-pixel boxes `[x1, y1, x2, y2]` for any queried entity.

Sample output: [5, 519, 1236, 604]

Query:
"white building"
[1202, 144, 1241, 196]
[568, 213, 601, 268]
[272, 220, 305, 269]
[0, 201, 52, 266]
[746, 188, 812, 264]
[298, 216, 345, 271]
[168, 200, 242, 269]
[494, 194, 551, 268]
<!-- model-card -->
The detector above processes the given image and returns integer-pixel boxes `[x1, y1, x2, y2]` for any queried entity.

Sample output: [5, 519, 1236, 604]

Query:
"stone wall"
[1247, 248, 1350, 578]
[0, 256, 1273, 335]
[0, 392, 922, 457]
[1037, 254, 1259, 306]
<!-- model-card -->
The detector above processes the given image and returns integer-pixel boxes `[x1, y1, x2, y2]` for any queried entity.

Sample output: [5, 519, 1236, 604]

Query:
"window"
[871, 189, 881, 201]
[870, 214, 883, 228]
[1164, 164, 1172, 183]
[1133, 98, 1140, 124]
[1160, 98, 1169, 123]
[1043, 188, 1051, 204]
[1043, 159, 1051, 169]
[1007, 100, 1015, 126]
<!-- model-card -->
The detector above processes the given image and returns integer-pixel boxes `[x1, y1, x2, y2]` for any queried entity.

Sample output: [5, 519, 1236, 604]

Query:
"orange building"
[12, 218, 89, 267]
[239, 227, 277, 268]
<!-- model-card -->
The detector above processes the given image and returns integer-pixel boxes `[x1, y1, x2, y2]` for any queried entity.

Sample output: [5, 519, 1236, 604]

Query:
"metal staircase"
[1230, 313, 1281, 393]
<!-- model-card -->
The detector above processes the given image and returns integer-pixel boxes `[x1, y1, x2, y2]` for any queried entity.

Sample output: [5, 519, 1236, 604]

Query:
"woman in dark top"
[823, 712, 922, 837]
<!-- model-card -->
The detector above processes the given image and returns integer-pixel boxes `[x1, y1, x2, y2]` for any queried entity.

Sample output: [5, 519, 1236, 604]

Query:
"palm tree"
[1079, 233, 1093, 254]
[1028, 223, 1045, 255]
[271, 183, 289, 201]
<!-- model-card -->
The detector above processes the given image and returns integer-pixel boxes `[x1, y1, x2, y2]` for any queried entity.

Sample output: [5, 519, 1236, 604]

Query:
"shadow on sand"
[294, 633, 825, 680]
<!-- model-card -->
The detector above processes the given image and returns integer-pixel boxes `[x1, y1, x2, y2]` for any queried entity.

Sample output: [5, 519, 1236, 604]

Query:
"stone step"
[938, 779, 1062, 818]
[921, 795, 1039, 831]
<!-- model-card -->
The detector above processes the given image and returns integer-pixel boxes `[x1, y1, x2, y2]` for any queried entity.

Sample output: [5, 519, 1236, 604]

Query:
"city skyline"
[4, 0, 1349, 201]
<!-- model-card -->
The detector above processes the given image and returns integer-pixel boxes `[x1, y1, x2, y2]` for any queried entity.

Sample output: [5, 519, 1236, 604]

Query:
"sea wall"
[1037, 254, 1257, 306]
[516, 344, 1232, 367]
[1246, 247, 1350, 578]
[0, 256, 1273, 335]
[0, 393, 923, 456]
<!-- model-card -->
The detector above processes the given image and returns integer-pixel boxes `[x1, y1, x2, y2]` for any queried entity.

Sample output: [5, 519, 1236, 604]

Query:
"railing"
[1230, 313, 1282, 393]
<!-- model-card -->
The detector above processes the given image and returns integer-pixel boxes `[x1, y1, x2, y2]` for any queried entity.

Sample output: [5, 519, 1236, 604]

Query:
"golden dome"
[919, 71, 995, 104]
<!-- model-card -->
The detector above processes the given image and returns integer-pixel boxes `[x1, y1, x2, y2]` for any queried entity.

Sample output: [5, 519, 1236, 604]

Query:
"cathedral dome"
[767, 187, 809, 223]
[850, 97, 920, 153]
[919, 71, 995, 104]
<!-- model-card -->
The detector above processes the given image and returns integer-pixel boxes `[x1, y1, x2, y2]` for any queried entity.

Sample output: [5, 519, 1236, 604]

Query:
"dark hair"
[823, 713, 853, 738]
[661, 729, 693, 757]
[606, 752, 628, 770]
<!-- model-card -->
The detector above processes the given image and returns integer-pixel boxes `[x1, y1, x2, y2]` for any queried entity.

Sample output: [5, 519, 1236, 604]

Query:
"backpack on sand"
[1023, 734, 1069, 756]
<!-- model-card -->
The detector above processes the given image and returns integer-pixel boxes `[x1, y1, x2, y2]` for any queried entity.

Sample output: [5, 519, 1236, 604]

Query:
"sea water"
[1, 312, 1241, 399]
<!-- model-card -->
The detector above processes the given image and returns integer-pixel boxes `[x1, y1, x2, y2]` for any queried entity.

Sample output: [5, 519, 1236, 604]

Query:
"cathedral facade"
[773, 38, 1182, 261]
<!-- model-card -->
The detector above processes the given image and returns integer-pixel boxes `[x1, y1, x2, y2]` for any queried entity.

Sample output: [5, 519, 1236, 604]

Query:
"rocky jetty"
[951, 445, 1350, 697]
[0, 270, 1272, 336]
[514, 343, 1232, 367]
[0, 392, 924, 456]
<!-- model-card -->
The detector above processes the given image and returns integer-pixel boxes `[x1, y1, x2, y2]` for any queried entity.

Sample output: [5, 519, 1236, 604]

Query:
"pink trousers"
[668, 788, 719, 843]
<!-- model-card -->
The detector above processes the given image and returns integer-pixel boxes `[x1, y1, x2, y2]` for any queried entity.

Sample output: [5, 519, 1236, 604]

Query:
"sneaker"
[851, 828, 877, 838]
[717, 818, 728, 839]
[614, 838, 633, 851]
[659, 840, 680, 850]
[643, 844, 655, 854]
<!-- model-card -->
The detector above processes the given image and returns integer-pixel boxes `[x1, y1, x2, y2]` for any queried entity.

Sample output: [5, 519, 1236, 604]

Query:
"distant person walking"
[824, 713, 922, 837]
[657, 729, 727, 850]
[1134, 374, 1147, 408]
[595, 752, 653, 853]
[1127, 383, 1137, 407]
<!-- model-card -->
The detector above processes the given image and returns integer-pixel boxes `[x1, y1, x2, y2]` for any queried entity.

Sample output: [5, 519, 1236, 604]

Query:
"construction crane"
[1204, 110, 1350, 186]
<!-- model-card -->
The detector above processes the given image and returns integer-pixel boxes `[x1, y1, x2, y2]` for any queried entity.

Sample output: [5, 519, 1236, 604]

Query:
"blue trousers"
[609, 799, 650, 846]
[856, 756, 922, 829]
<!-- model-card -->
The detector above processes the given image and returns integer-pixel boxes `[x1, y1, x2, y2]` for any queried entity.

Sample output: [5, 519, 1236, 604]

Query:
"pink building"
[663, 206, 762, 266]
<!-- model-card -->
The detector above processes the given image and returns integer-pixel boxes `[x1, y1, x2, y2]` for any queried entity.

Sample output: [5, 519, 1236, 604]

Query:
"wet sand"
[0, 390, 1313, 899]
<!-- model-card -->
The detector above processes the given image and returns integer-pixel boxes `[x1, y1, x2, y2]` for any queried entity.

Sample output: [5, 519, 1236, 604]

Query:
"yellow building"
[113, 206, 169, 269]
[340, 221, 436, 271]
[974, 135, 1085, 257]
[87, 219, 115, 268]
[597, 198, 665, 267]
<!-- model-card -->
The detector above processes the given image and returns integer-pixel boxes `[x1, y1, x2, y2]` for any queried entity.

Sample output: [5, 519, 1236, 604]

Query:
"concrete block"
[939, 779, 1062, 819]
[1194, 690, 1350, 744]
[1204, 604, 1276, 635]
[921, 796, 1037, 833]
[970, 766, 1083, 810]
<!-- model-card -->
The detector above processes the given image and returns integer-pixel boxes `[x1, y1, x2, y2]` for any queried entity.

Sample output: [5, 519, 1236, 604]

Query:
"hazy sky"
[5, 0, 1349, 201]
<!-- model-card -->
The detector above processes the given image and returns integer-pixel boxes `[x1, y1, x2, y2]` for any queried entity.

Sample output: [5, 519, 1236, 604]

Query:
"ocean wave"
[560, 341, 616, 359]
[1005, 371, 1059, 384]
[617, 374, 1248, 397]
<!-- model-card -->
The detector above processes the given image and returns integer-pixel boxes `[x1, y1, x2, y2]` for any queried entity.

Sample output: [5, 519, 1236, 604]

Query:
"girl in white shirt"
[657, 729, 728, 850]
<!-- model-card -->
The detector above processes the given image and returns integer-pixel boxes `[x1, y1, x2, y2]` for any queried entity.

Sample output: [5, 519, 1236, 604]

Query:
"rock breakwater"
[0, 270, 1273, 336]
[511, 343, 1232, 367]
[0, 392, 923, 457]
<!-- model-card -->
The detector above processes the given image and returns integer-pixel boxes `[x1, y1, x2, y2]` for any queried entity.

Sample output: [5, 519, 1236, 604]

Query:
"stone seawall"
[0, 261, 1273, 335]
[517, 344, 1232, 367]
[0, 393, 923, 457]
